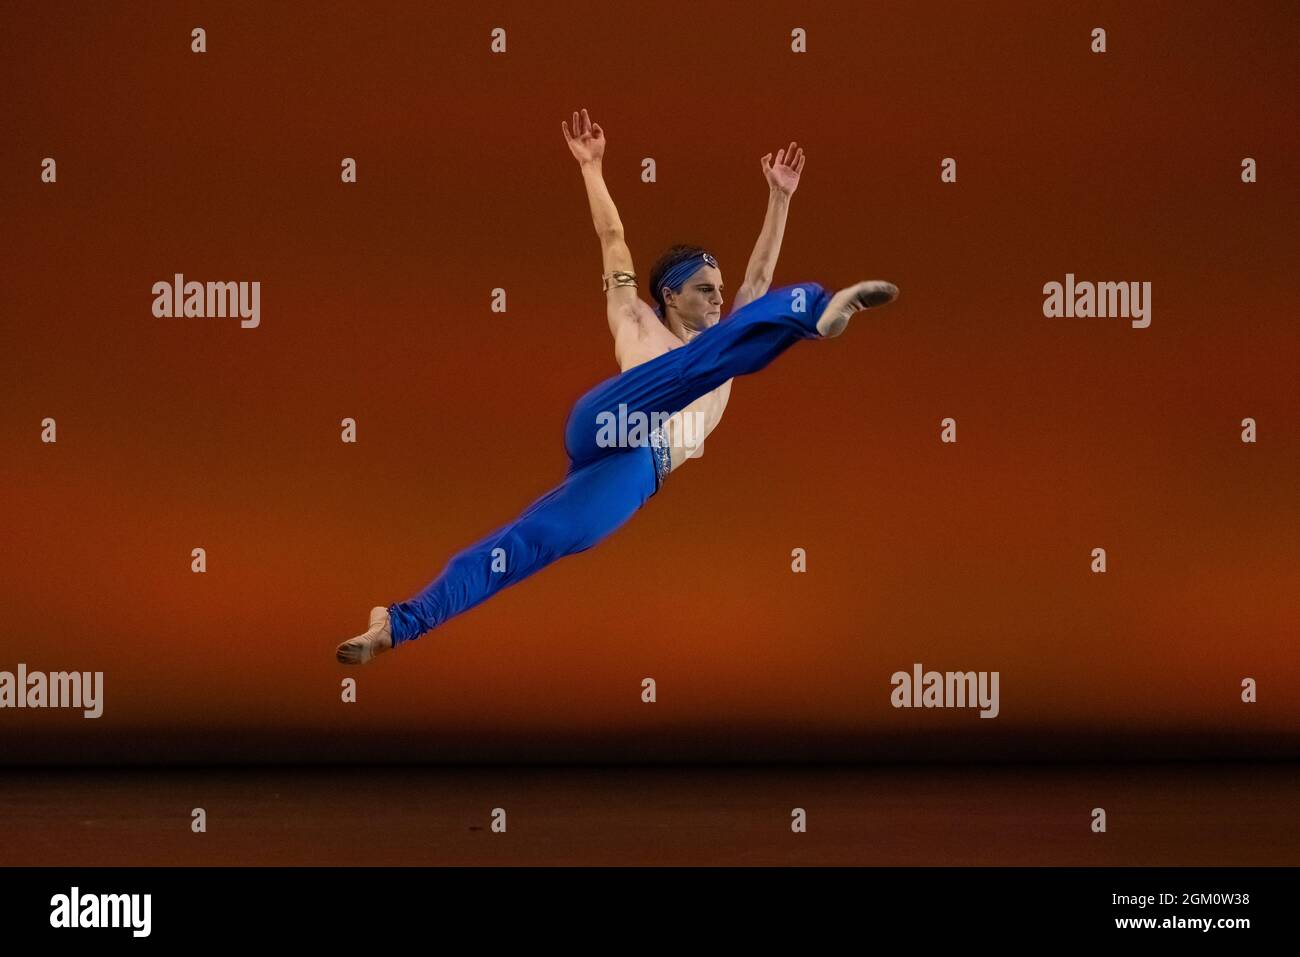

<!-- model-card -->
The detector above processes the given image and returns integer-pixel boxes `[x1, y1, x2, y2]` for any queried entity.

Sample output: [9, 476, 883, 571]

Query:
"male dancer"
[335, 109, 897, 664]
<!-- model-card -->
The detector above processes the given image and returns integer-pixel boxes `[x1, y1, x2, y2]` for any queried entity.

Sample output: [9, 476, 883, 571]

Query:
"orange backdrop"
[2, 0, 1297, 762]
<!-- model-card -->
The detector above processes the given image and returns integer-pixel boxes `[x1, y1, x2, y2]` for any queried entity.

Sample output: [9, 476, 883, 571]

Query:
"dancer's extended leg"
[563, 280, 895, 467]
[564, 282, 828, 466]
[383, 448, 657, 648]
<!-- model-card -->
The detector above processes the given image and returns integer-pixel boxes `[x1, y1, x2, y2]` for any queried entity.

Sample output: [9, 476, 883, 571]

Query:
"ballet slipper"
[816, 280, 899, 338]
[335, 606, 394, 665]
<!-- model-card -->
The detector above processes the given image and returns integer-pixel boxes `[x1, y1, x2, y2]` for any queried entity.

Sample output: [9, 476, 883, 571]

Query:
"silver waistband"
[649, 426, 671, 489]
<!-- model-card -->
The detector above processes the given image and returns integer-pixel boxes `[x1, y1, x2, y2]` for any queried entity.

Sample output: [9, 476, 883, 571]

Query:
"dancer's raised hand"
[562, 108, 606, 165]
[761, 141, 805, 195]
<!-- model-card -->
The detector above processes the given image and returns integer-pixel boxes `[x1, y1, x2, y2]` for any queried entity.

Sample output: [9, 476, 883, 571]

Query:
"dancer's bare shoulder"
[614, 298, 683, 371]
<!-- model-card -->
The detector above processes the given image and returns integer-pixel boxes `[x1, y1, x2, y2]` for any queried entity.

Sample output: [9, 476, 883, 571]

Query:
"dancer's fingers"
[582, 107, 591, 133]
[787, 140, 797, 160]
[775, 148, 785, 166]
[795, 154, 805, 173]
[561, 120, 571, 141]
[572, 111, 580, 134]
[592, 122, 603, 139]
[761, 152, 772, 170]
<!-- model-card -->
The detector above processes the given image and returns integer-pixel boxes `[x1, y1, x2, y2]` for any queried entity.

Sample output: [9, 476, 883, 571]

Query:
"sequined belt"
[649, 426, 671, 490]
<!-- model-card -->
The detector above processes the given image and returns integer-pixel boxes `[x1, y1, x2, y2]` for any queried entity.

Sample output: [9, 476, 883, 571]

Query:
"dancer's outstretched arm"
[729, 142, 805, 314]
[698, 142, 804, 445]
[562, 108, 650, 360]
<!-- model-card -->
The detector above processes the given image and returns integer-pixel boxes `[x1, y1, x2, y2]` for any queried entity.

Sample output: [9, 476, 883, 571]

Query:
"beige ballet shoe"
[815, 280, 899, 338]
[335, 605, 394, 665]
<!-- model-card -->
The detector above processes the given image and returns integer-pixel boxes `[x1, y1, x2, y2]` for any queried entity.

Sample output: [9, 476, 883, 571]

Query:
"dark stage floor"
[2, 763, 1296, 866]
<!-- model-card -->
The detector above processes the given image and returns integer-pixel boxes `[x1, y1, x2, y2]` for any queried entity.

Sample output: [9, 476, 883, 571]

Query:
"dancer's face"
[665, 265, 725, 333]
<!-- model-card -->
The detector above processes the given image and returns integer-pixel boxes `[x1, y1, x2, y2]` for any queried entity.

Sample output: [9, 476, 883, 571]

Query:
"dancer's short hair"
[649, 244, 719, 321]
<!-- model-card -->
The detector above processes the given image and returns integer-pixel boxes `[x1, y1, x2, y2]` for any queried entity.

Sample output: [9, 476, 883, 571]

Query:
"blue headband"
[653, 252, 718, 317]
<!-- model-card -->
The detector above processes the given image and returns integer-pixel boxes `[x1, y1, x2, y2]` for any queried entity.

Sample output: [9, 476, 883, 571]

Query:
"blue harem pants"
[387, 281, 834, 646]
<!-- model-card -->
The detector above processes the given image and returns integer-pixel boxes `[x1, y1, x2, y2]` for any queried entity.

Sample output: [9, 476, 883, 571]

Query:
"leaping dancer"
[335, 108, 898, 664]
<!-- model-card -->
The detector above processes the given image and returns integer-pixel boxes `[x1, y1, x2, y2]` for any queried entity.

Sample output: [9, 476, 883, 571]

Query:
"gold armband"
[602, 270, 637, 292]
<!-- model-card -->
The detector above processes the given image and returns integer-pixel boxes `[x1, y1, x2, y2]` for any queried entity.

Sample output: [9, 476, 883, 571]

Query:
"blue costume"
[386, 279, 835, 646]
